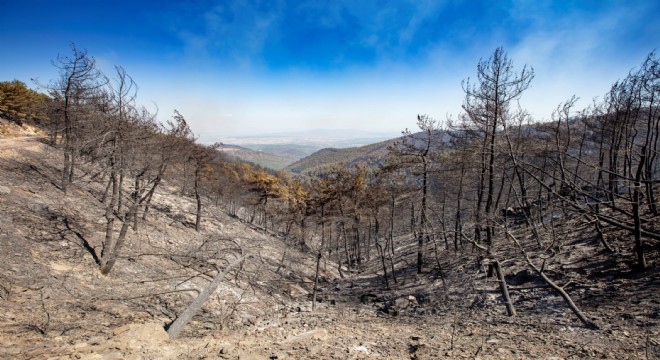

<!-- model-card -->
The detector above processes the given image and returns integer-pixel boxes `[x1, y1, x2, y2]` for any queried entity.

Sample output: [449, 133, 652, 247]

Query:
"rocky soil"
[0, 130, 658, 359]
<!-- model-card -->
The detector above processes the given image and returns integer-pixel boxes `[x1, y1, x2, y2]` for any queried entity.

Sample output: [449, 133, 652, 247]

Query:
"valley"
[218, 130, 396, 170]
[0, 133, 657, 359]
[1, 39, 659, 360]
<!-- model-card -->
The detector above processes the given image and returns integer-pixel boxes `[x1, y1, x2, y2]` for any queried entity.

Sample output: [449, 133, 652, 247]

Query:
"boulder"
[394, 297, 410, 309]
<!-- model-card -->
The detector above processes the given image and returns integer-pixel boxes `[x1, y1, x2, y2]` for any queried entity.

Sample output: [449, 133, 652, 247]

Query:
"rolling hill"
[284, 138, 397, 175]
[283, 129, 454, 175]
[218, 129, 400, 171]
[218, 144, 295, 170]
[239, 143, 318, 163]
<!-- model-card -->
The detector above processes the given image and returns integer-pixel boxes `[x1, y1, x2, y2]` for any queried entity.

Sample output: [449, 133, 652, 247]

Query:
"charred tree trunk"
[166, 255, 247, 340]
[376, 240, 390, 289]
[194, 165, 202, 232]
[493, 260, 515, 316]
[632, 147, 647, 270]
[418, 159, 428, 274]
[312, 252, 322, 311]
[100, 201, 139, 275]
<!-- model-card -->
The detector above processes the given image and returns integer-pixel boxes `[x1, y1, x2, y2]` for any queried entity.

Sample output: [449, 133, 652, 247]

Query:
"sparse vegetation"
[0, 46, 658, 359]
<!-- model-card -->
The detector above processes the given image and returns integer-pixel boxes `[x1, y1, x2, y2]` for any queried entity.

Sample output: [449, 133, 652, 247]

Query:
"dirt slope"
[0, 134, 658, 359]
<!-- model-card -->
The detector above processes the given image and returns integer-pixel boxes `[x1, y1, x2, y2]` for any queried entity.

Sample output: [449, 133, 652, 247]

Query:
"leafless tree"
[389, 114, 444, 273]
[461, 47, 534, 259]
[47, 44, 107, 194]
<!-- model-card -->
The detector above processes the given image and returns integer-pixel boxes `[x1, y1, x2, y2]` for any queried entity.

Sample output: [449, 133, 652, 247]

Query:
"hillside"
[240, 143, 318, 162]
[218, 144, 295, 170]
[0, 133, 331, 358]
[283, 128, 455, 175]
[0, 127, 658, 359]
[219, 130, 398, 171]
[285, 138, 396, 175]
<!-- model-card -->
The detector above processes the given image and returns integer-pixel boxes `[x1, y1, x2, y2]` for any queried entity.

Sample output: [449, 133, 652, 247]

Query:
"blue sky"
[1, 0, 659, 142]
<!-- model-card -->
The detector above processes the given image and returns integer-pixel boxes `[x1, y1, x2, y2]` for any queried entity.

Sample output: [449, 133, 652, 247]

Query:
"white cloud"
[507, 1, 658, 120]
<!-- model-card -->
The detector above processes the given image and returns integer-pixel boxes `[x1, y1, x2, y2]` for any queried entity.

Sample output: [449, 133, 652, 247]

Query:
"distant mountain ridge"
[284, 137, 398, 175]
[218, 128, 401, 170]
[229, 128, 398, 139]
[283, 129, 457, 175]
[240, 143, 318, 161]
[218, 144, 294, 170]
[220, 129, 397, 148]
[223, 128, 459, 173]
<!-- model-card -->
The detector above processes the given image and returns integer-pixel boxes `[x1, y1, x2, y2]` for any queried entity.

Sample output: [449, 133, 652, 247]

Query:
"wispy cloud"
[5, 0, 657, 138]
[166, 1, 459, 71]
[506, 1, 660, 119]
[169, 0, 284, 70]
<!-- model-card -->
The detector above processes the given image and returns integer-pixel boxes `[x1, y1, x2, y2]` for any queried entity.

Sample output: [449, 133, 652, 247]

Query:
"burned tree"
[48, 44, 107, 194]
[461, 47, 534, 253]
[389, 115, 444, 273]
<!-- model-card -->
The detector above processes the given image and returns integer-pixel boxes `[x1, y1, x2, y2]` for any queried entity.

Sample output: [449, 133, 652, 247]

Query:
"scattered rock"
[383, 296, 415, 315]
[281, 329, 328, 343]
[360, 293, 378, 304]
[218, 342, 236, 356]
[353, 345, 369, 355]
[394, 297, 410, 309]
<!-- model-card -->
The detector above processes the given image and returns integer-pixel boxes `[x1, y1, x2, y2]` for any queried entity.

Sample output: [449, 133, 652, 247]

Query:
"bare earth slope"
[0, 134, 658, 359]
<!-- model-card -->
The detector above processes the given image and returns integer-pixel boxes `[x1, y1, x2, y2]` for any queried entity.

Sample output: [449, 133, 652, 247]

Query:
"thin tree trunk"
[632, 147, 647, 270]
[355, 221, 361, 269]
[195, 166, 202, 232]
[101, 175, 112, 204]
[312, 252, 322, 311]
[493, 260, 515, 316]
[418, 160, 428, 274]
[133, 175, 142, 231]
[507, 229, 599, 329]
[166, 255, 247, 340]
[341, 223, 351, 271]
[336, 225, 345, 278]
[376, 241, 389, 289]
[117, 168, 125, 215]
[536, 269, 599, 329]
[100, 202, 138, 275]
[383, 235, 398, 284]
[141, 174, 162, 221]
[100, 135, 119, 271]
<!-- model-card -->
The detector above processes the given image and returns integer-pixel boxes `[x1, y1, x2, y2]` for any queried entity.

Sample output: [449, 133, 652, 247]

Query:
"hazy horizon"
[2, 1, 659, 141]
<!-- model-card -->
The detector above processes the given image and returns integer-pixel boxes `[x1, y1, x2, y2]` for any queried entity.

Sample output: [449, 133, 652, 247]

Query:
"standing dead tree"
[389, 115, 444, 274]
[140, 111, 194, 223]
[188, 142, 221, 232]
[47, 44, 107, 194]
[461, 46, 534, 256]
